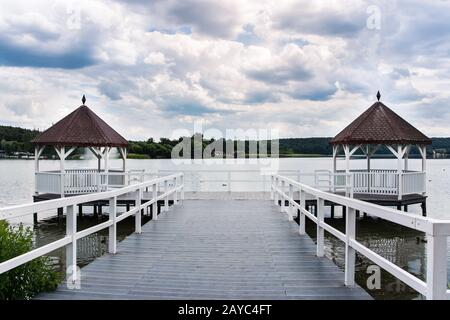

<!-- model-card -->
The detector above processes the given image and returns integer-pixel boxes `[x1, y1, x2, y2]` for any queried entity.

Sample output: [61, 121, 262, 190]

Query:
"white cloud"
[0, 0, 449, 139]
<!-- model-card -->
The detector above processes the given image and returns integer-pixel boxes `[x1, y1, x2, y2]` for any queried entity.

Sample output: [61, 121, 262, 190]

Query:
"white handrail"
[272, 174, 450, 300]
[0, 173, 184, 284]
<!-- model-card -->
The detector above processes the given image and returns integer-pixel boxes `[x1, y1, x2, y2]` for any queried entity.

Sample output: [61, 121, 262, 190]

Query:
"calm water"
[1, 157, 449, 299]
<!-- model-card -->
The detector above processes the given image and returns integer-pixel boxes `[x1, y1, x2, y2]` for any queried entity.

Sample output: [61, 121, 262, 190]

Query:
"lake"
[1, 157, 450, 299]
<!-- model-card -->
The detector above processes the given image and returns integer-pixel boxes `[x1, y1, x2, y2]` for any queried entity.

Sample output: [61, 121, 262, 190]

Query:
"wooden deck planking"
[37, 200, 371, 300]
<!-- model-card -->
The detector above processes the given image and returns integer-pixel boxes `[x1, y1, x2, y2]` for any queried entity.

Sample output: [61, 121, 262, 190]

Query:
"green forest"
[1, 125, 449, 159]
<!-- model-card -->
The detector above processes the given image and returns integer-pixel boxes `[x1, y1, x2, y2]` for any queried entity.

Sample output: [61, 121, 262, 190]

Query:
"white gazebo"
[32, 96, 128, 197]
[329, 93, 431, 210]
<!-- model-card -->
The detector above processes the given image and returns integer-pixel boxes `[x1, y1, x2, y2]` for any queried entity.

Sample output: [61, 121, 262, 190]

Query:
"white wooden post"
[66, 205, 77, 282]
[404, 146, 409, 171]
[344, 145, 350, 173]
[280, 180, 285, 213]
[396, 145, 403, 173]
[164, 180, 169, 212]
[55, 146, 66, 197]
[426, 234, 448, 300]
[344, 145, 350, 197]
[288, 183, 294, 221]
[316, 197, 325, 257]
[421, 146, 427, 173]
[274, 177, 279, 206]
[299, 190, 306, 235]
[420, 145, 427, 196]
[345, 207, 356, 286]
[152, 183, 158, 220]
[34, 146, 44, 173]
[135, 188, 142, 234]
[34, 146, 44, 194]
[174, 177, 178, 205]
[108, 196, 117, 254]
[104, 147, 110, 190]
[180, 174, 185, 201]
[120, 147, 127, 172]
[270, 175, 274, 200]
[119, 147, 127, 186]
[398, 145, 404, 200]
[332, 145, 337, 173]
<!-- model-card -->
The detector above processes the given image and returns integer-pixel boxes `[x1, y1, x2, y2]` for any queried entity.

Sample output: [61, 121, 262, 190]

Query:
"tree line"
[1, 125, 449, 158]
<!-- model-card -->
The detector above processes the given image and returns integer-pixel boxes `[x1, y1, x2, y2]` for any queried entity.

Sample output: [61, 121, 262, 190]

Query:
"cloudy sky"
[0, 0, 449, 140]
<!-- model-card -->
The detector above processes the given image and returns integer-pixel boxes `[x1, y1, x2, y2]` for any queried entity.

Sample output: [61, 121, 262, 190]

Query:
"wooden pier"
[2, 173, 450, 300]
[36, 200, 371, 300]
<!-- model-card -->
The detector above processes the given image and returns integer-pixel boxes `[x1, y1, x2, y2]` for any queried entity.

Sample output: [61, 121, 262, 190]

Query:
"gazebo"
[329, 93, 431, 212]
[32, 96, 128, 197]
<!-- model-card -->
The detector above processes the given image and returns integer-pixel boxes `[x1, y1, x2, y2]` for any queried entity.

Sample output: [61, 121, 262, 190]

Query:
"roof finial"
[376, 91, 381, 101]
[82, 95, 86, 105]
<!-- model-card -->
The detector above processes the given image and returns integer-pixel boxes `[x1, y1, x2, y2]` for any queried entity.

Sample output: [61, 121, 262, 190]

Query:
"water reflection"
[304, 216, 431, 300]
[33, 214, 151, 276]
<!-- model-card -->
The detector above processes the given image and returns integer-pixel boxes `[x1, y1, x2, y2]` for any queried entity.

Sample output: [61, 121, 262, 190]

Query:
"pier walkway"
[37, 200, 371, 300]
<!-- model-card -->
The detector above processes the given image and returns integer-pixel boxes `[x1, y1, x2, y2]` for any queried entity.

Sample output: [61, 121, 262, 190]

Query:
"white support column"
[270, 175, 274, 200]
[65, 205, 77, 283]
[418, 145, 427, 172]
[420, 145, 427, 196]
[426, 234, 448, 300]
[288, 184, 293, 221]
[396, 145, 404, 173]
[119, 147, 127, 172]
[34, 146, 45, 173]
[152, 183, 158, 220]
[332, 145, 338, 173]
[343, 145, 351, 196]
[173, 177, 178, 205]
[344, 145, 350, 173]
[34, 146, 45, 195]
[280, 180, 285, 213]
[316, 197, 325, 257]
[104, 147, 110, 190]
[299, 190, 306, 235]
[108, 196, 117, 254]
[135, 189, 142, 234]
[164, 180, 169, 212]
[345, 207, 356, 286]
[404, 146, 410, 171]
[274, 177, 279, 206]
[55, 146, 66, 197]
[180, 174, 185, 201]
[397, 145, 406, 200]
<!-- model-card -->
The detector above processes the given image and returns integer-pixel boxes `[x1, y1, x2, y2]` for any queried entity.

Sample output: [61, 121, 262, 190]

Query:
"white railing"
[271, 174, 450, 300]
[64, 170, 103, 194]
[157, 169, 302, 192]
[333, 169, 426, 199]
[353, 171, 398, 195]
[402, 172, 427, 196]
[35, 169, 127, 195]
[35, 172, 61, 194]
[1, 173, 184, 284]
[156, 169, 347, 193]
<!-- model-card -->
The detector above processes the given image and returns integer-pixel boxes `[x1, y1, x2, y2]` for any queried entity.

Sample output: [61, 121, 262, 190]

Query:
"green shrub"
[0, 220, 61, 300]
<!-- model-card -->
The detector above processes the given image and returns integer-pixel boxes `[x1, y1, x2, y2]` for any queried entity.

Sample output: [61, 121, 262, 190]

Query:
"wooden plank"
[36, 200, 371, 300]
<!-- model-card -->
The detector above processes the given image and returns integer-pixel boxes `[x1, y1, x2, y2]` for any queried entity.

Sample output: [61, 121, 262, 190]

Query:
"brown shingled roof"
[330, 102, 431, 145]
[32, 105, 128, 147]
